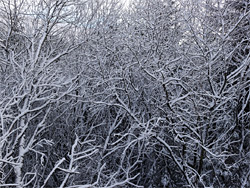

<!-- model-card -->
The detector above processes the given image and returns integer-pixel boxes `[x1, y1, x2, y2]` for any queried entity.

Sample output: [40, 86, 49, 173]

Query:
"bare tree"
[0, 0, 83, 187]
[0, 0, 249, 187]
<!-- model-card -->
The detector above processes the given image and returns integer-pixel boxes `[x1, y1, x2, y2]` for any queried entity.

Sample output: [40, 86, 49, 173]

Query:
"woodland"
[0, 0, 249, 187]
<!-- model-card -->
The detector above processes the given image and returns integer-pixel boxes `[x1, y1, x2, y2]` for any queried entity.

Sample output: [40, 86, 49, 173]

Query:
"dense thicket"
[0, 0, 249, 187]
